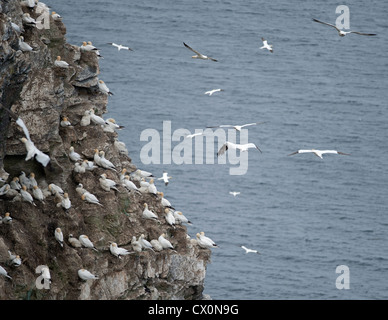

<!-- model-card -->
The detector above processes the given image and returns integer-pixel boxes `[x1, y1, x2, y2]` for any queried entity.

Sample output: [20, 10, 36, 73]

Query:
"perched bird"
[288, 149, 350, 159]
[78, 269, 99, 281]
[89, 109, 107, 126]
[157, 171, 172, 186]
[8, 18, 24, 34]
[158, 234, 174, 250]
[10, 177, 22, 190]
[55, 228, 64, 247]
[54, 56, 69, 68]
[123, 175, 141, 194]
[204, 89, 223, 96]
[207, 122, 265, 132]
[229, 191, 240, 197]
[241, 245, 260, 254]
[80, 41, 99, 52]
[60, 116, 72, 127]
[147, 179, 158, 195]
[134, 169, 153, 179]
[98, 80, 113, 95]
[158, 192, 174, 209]
[58, 192, 71, 210]
[2, 212, 13, 224]
[103, 118, 124, 133]
[0, 265, 12, 279]
[150, 239, 163, 252]
[164, 208, 176, 228]
[19, 36, 33, 52]
[142, 203, 159, 221]
[131, 236, 143, 253]
[312, 18, 377, 37]
[260, 37, 273, 53]
[109, 242, 132, 258]
[99, 151, 117, 172]
[173, 211, 192, 225]
[217, 141, 262, 157]
[81, 192, 103, 206]
[28, 172, 38, 189]
[8, 251, 22, 267]
[81, 159, 97, 171]
[79, 235, 98, 252]
[138, 234, 155, 252]
[93, 149, 102, 166]
[22, 13, 36, 26]
[68, 234, 82, 248]
[19, 171, 31, 189]
[74, 162, 86, 174]
[99, 173, 119, 192]
[20, 185, 36, 206]
[196, 232, 219, 249]
[32, 185, 45, 202]
[80, 110, 92, 126]
[69, 146, 82, 162]
[107, 42, 133, 51]
[114, 138, 128, 155]
[48, 183, 64, 195]
[183, 42, 217, 61]
[75, 183, 87, 196]
[51, 11, 63, 21]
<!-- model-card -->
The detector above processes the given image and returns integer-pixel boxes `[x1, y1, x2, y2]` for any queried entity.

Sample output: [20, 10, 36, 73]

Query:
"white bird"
[69, 146, 81, 162]
[78, 269, 99, 280]
[0, 265, 12, 279]
[123, 175, 141, 193]
[21, 0, 35, 8]
[8, 18, 24, 34]
[8, 251, 22, 267]
[312, 18, 377, 37]
[20, 185, 36, 206]
[20, 137, 50, 167]
[217, 141, 262, 157]
[158, 234, 174, 250]
[93, 149, 102, 166]
[241, 245, 260, 254]
[157, 171, 172, 186]
[183, 42, 217, 61]
[114, 138, 128, 155]
[74, 162, 86, 174]
[81, 159, 97, 171]
[98, 80, 113, 95]
[19, 36, 33, 52]
[68, 234, 82, 248]
[260, 37, 273, 53]
[55, 227, 64, 247]
[131, 236, 143, 253]
[173, 211, 192, 225]
[99, 150, 117, 171]
[89, 109, 107, 126]
[134, 169, 153, 179]
[54, 56, 69, 68]
[32, 185, 45, 202]
[80, 110, 92, 126]
[205, 88, 223, 96]
[2, 212, 12, 224]
[288, 149, 350, 159]
[147, 179, 158, 195]
[107, 42, 133, 51]
[99, 173, 119, 192]
[80, 41, 99, 52]
[58, 192, 71, 210]
[0, 184, 10, 196]
[138, 234, 155, 252]
[185, 132, 204, 139]
[207, 122, 265, 132]
[60, 116, 72, 127]
[196, 232, 219, 249]
[19, 171, 31, 189]
[51, 11, 62, 21]
[142, 203, 159, 221]
[104, 118, 124, 131]
[81, 192, 103, 206]
[22, 13, 36, 26]
[79, 235, 98, 252]
[158, 192, 173, 209]
[10, 177, 22, 190]
[48, 183, 64, 195]
[28, 172, 38, 189]
[150, 239, 163, 252]
[164, 208, 176, 228]
[109, 242, 132, 258]
[229, 191, 240, 197]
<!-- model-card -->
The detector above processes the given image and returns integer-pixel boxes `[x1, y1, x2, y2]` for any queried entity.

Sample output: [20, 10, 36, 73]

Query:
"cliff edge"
[0, 0, 211, 300]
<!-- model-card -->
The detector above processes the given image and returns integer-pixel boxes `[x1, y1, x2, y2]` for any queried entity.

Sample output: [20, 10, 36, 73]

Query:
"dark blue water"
[48, 0, 388, 299]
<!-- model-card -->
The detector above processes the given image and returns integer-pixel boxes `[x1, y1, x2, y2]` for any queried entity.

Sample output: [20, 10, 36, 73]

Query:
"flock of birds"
[0, 0, 377, 286]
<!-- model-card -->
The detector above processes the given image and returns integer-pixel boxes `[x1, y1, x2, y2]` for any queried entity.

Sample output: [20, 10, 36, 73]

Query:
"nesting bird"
[99, 173, 119, 192]
[68, 234, 82, 248]
[69, 146, 82, 162]
[98, 151, 117, 172]
[142, 203, 159, 221]
[51, 11, 63, 21]
[78, 269, 99, 281]
[10, 177, 22, 190]
[158, 234, 174, 250]
[60, 116, 72, 127]
[22, 13, 36, 26]
[164, 208, 176, 228]
[80, 41, 99, 52]
[32, 185, 45, 202]
[2, 212, 12, 224]
[54, 56, 69, 68]
[98, 80, 113, 95]
[55, 228, 64, 247]
[57, 192, 71, 210]
[80, 110, 92, 126]
[79, 235, 98, 252]
[8, 250, 22, 267]
[109, 242, 132, 258]
[196, 232, 219, 249]
[20, 185, 36, 206]
[81, 192, 103, 206]
[138, 234, 155, 252]
[131, 236, 143, 253]
[123, 175, 141, 194]
[0, 265, 12, 279]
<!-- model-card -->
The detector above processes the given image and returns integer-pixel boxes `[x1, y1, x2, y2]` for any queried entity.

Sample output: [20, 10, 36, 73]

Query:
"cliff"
[0, 0, 211, 300]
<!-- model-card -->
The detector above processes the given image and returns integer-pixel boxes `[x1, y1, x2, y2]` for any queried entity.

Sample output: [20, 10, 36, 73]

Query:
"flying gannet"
[312, 18, 377, 37]
[229, 191, 240, 197]
[217, 141, 262, 157]
[157, 171, 172, 186]
[183, 42, 218, 61]
[260, 37, 273, 53]
[205, 89, 224, 96]
[288, 149, 350, 159]
[185, 132, 204, 139]
[207, 122, 265, 131]
[107, 42, 133, 51]
[241, 245, 260, 254]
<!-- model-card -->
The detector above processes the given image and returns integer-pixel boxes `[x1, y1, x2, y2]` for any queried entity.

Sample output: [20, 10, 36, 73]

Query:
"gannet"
[140, 178, 150, 188]
[158, 234, 174, 250]
[207, 122, 265, 131]
[80, 110, 92, 126]
[135, 169, 153, 178]
[19, 36, 33, 52]
[260, 37, 273, 53]
[157, 171, 171, 186]
[147, 179, 158, 195]
[74, 162, 86, 174]
[81, 159, 97, 171]
[80, 41, 99, 52]
[217, 141, 262, 157]
[229, 191, 240, 197]
[8, 18, 24, 34]
[78, 269, 99, 280]
[60, 116, 71, 127]
[158, 192, 173, 209]
[20, 185, 36, 206]
[58, 192, 71, 210]
[93, 149, 102, 166]
[0, 265, 12, 279]
[89, 109, 107, 126]
[75, 183, 87, 196]
[196, 232, 219, 249]
[104, 118, 124, 132]
[0, 184, 10, 196]
[2, 212, 12, 224]
[51, 11, 62, 21]
[99, 173, 119, 192]
[48, 183, 64, 195]
[79, 235, 98, 252]
[183, 42, 218, 61]
[28, 172, 38, 189]
[69, 146, 81, 162]
[205, 89, 223, 96]
[55, 228, 64, 247]
[21, 0, 35, 9]
[20, 137, 50, 167]
[164, 208, 176, 228]
[107, 42, 133, 51]
[114, 138, 128, 155]
[54, 56, 69, 68]
[312, 18, 377, 37]
[123, 175, 141, 193]
[173, 211, 192, 225]
[98, 80, 113, 96]
[150, 239, 163, 252]
[288, 149, 350, 159]
[99, 151, 117, 172]
[138, 234, 155, 252]
[119, 168, 127, 183]
[32, 185, 45, 202]
[81, 192, 103, 206]
[10, 177, 22, 190]
[110, 242, 132, 258]
[131, 236, 143, 253]
[68, 234, 82, 248]
[142, 203, 159, 221]
[241, 245, 260, 254]
[8, 250, 22, 267]
[22, 13, 36, 26]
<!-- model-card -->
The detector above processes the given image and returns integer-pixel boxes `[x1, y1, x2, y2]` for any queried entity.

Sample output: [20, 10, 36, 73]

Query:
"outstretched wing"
[312, 18, 340, 31]
[217, 143, 228, 157]
[350, 31, 376, 36]
[183, 42, 201, 56]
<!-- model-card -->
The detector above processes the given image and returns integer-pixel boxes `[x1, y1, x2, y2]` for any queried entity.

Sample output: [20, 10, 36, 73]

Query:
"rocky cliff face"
[0, 0, 210, 300]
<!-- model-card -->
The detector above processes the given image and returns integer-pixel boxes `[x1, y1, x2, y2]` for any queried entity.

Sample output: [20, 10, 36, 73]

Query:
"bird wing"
[337, 151, 350, 156]
[240, 122, 262, 128]
[312, 18, 340, 31]
[217, 143, 228, 157]
[350, 31, 376, 36]
[209, 57, 218, 62]
[288, 150, 300, 156]
[246, 143, 262, 153]
[183, 42, 202, 56]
